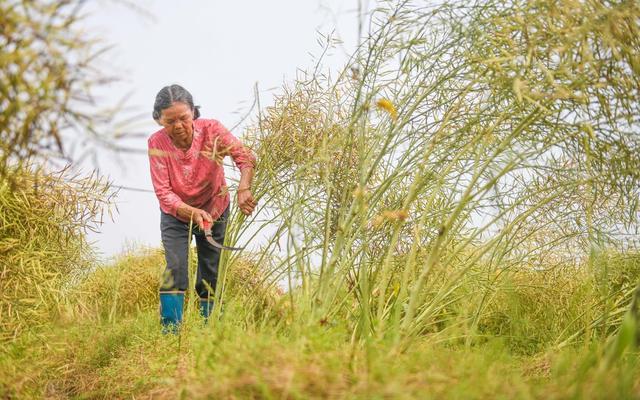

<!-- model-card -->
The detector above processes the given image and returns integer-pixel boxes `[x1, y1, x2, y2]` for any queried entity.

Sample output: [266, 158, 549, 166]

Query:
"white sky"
[82, 0, 368, 260]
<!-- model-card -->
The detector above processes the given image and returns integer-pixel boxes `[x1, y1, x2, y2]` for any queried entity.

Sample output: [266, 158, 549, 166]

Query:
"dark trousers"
[160, 206, 229, 299]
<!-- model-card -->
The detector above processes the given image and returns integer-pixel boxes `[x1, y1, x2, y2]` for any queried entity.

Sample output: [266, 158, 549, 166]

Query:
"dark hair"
[152, 84, 201, 120]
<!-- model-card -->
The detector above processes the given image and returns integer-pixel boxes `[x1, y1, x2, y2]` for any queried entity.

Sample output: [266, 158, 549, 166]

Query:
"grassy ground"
[0, 193, 638, 398]
[2, 304, 639, 399]
[1, 246, 639, 399]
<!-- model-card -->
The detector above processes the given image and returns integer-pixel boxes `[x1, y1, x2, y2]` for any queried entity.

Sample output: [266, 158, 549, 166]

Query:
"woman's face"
[158, 101, 194, 149]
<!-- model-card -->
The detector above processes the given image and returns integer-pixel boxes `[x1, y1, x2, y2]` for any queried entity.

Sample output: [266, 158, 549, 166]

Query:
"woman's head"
[153, 84, 201, 149]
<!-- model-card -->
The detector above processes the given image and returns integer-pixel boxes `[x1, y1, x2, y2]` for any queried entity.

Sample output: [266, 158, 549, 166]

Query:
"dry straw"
[0, 164, 114, 341]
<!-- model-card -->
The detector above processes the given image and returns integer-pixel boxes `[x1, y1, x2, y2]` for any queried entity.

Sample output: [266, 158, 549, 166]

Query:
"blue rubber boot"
[199, 298, 214, 324]
[160, 291, 185, 334]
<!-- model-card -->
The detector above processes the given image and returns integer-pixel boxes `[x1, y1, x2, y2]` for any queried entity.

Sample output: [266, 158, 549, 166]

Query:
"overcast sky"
[81, 0, 368, 259]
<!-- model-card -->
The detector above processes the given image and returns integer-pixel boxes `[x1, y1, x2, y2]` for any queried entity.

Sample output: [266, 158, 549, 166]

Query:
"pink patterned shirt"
[148, 119, 256, 222]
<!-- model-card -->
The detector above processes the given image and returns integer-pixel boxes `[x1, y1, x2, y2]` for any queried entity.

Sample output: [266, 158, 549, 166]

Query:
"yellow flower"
[376, 98, 398, 121]
[512, 77, 527, 103]
[352, 186, 366, 199]
[372, 209, 409, 228]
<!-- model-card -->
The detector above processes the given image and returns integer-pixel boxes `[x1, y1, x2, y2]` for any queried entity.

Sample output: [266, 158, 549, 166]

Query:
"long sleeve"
[148, 147, 183, 217]
[213, 121, 256, 171]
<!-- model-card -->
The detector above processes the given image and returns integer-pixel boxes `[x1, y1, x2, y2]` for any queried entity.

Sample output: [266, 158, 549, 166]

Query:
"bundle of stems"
[0, 164, 113, 341]
[219, 0, 639, 351]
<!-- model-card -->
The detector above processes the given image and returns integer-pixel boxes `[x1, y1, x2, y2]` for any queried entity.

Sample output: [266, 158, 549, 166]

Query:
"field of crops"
[1, 0, 639, 398]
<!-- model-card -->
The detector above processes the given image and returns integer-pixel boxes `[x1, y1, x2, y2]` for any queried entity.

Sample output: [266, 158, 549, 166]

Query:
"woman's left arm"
[237, 167, 256, 216]
[213, 121, 257, 216]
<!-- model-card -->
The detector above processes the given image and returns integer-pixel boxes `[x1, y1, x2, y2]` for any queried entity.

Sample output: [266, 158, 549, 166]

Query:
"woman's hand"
[192, 208, 213, 230]
[177, 204, 213, 230]
[237, 188, 257, 216]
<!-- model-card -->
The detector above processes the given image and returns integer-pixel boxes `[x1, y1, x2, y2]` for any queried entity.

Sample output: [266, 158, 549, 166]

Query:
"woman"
[148, 84, 256, 333]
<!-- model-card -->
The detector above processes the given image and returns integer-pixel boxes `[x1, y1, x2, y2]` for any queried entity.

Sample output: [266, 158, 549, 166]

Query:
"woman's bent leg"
[159, 211, 190, 333]
[194, 206, 229, 320]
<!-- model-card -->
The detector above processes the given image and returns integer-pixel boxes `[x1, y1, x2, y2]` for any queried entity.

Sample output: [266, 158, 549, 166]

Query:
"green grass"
[1, 247, 638, 399]
[2, 301, 639, 399]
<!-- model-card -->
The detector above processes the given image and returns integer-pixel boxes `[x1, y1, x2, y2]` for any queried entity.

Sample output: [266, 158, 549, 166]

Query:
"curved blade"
[205, 232, 245, 251]
[202, 219, 245, 251]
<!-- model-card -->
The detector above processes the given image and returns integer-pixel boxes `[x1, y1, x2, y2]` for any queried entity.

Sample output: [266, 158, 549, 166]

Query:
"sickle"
[202, 220, 245, 251]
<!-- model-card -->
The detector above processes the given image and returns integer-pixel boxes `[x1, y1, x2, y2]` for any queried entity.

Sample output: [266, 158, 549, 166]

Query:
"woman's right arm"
[149, 147, 212, 229]
[148, 148, 183, 217]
